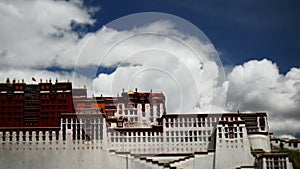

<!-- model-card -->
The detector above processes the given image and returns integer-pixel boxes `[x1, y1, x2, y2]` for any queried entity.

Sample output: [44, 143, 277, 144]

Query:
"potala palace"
[0, 79, 299, 169]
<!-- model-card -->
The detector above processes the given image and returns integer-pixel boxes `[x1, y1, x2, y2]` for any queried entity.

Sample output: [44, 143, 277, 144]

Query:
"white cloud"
[226, 59, 300, 135]
[0, 0, 96, 97]
[278, 134, 296, 140]
[75, 20, 225, 113]
[0, 68, 90, 90]
[0, 0, 96, 69]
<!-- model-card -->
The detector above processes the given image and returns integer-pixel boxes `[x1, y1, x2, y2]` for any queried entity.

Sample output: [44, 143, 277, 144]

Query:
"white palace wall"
[215, 121, 254, 169]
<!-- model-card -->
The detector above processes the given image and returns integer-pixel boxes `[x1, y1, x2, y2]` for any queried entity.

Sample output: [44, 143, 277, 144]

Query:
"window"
[117, 122, 123, 127]
[174, 122, 178, 127]
[294, 142, 298, 148]
[166, 121, 169, 128]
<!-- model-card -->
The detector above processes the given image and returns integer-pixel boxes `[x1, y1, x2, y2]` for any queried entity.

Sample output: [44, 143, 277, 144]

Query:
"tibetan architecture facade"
[0, 79, 296, 169]
[0, 78, 74, 130]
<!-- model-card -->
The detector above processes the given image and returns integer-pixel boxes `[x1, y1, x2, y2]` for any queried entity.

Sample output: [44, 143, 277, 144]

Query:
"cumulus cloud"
[0, 0, 96, 94]
[0, 0, 96, 69]
[76, 20, 225, 114]
[0, 68, 91, 93]
[226, 59, 300, 135]
[278, 134, 296, 140]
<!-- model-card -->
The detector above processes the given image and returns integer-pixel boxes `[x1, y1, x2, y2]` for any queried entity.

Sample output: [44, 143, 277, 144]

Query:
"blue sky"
[82, 0, 300, 73]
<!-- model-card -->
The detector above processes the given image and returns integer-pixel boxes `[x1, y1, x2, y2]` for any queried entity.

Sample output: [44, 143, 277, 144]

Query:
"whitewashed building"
[0, 88, 296, 169]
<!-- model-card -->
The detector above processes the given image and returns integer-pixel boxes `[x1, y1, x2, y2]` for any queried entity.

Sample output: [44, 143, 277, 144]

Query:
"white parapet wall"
[215, 121, 255, 169]
[248, 134, 271, 152]
[271, 138, 300, 151]
[0, 132, 158, 169]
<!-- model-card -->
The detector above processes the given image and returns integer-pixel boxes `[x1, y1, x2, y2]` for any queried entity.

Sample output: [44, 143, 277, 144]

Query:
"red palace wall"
[0, 79, 75, 131]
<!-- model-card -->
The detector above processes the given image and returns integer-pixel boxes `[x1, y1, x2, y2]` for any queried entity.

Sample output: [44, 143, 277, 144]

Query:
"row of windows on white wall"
[110, 130, 212, 137]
